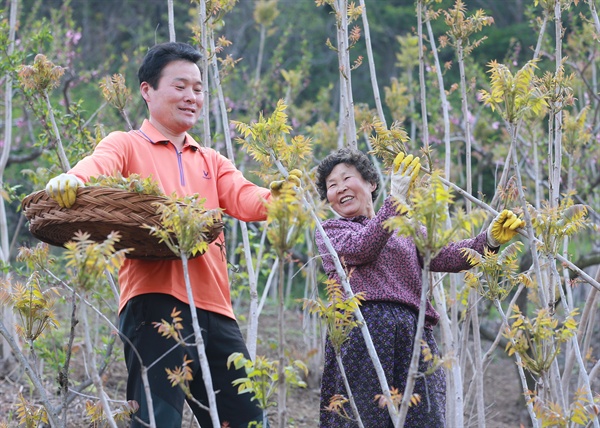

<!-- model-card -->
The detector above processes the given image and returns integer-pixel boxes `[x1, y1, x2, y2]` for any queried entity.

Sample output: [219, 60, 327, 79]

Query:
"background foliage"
[1, 0, 599, 427]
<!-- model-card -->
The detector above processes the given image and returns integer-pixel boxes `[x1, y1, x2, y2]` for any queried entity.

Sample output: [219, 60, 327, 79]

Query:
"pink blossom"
[467, 111, 475, 124]
[225, 97, 236, 110]
[66, 30, 82, 45]
[492, 122, 499, 130]
[429, 134, 441, 145]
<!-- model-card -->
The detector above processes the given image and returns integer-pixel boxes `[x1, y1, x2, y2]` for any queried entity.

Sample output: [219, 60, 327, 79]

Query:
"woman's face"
[325, 163, 376, 218]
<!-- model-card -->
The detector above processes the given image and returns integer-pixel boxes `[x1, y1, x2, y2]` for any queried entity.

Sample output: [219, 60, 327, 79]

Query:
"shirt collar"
[138, 119, 202, 151]
[338, 214, 369, 223]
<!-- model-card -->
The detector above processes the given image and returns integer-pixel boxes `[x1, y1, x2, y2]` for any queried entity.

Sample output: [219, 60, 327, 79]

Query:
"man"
[45, 42, 289, 427]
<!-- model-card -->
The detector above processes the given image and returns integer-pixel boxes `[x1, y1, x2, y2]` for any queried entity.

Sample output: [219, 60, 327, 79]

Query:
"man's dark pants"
[119, 293, 266, 428]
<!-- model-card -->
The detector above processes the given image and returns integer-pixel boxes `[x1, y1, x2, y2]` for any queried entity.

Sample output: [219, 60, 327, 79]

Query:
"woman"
[314, 148, 523, 427]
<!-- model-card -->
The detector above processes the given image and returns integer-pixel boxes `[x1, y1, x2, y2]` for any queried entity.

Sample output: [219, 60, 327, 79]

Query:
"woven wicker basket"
[21, 187, 224, 260]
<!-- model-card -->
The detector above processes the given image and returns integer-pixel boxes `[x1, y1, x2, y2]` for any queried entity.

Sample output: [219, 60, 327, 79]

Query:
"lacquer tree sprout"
[440, 0, 493, 215]
[462, 242, 540, 423]
[234, 99, 312, 426]
[227, 352, 308, 428]
[1, 235, 132, 428]
[384, 171, 480, 426]
[236, 100, 400, 424]
[63, 232, 130, 428]
[17, 54, 70, 172]
[303, 279, 366, 426]
[1, 271, 59, 344]
[99, 73, 133, 130]
[480, 57, 597, 426]
[145, 194, 223, 428]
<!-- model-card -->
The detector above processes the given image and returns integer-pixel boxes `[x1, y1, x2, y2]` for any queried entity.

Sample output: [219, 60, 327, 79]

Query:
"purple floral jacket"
[315, 196, 489, 326]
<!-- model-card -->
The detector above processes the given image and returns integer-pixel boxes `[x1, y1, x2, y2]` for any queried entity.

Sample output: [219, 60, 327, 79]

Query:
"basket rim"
[21, 187, 224, 260]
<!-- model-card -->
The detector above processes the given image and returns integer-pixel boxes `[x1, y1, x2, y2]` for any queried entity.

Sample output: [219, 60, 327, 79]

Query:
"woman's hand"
[487, 209, 525, 247]
[390, 153, 420, 204]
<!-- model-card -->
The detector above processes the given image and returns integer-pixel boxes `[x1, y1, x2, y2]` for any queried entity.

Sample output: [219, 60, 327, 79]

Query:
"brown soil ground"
[0, 308, 530, 427]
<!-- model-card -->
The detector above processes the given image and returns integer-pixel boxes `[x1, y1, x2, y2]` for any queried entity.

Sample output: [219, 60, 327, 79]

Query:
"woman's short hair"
[315, 147, 380, 202]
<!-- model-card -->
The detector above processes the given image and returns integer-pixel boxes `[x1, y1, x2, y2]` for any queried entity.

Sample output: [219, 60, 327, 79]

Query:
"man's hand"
[269, 169, 302, 198]
[45, 173, 84, 208]
[391, 153, 420, 204]
[487, 209, 525, 247]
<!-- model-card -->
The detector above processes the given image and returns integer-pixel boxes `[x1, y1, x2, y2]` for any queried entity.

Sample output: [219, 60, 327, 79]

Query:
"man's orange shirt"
[70, 120, 271, 319]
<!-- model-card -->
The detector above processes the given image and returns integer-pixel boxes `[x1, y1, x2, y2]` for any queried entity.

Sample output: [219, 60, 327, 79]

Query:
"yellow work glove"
[269, 169, 303, 198]
[487, 209, 525, 247]
[45, 173, 84, 209]
[390, 153, 421, 204]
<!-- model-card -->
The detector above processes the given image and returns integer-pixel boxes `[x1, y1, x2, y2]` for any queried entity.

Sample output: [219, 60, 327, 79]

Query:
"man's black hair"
[138, 42, 202, 89]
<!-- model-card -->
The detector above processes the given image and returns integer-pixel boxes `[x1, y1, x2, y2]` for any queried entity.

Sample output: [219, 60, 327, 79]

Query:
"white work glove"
[45, 173, 84, 208]
[486, 209, 525, 248]
[390, 153, 421, 204]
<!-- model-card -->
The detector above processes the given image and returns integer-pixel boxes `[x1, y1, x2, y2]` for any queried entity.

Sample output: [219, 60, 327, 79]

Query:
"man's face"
[141, 60, 204, 135]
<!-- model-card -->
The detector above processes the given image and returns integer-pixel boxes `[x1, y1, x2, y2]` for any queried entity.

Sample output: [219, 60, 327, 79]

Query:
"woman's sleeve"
[316, 197, 398, 268]
[429, 230, 489, 272]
